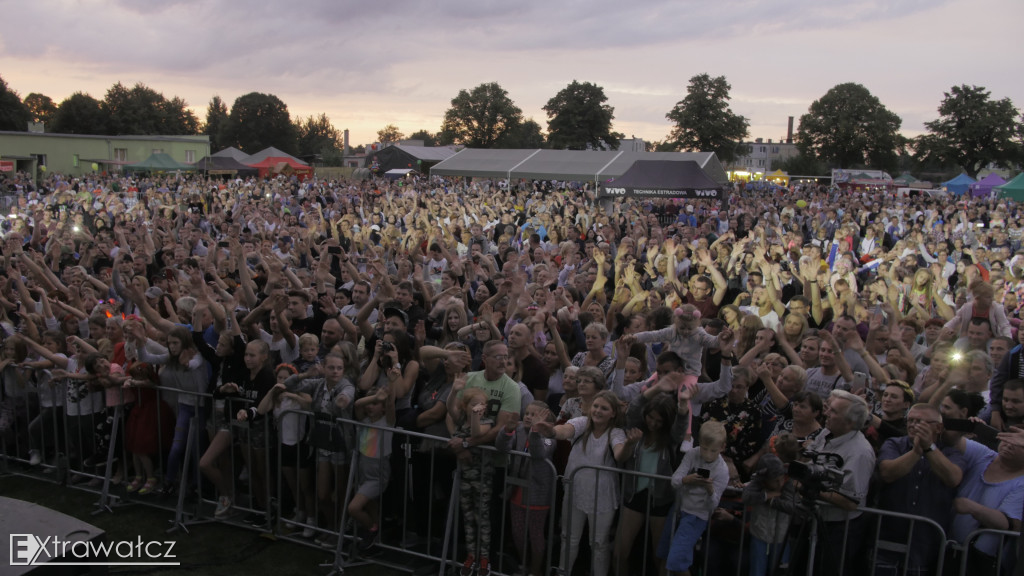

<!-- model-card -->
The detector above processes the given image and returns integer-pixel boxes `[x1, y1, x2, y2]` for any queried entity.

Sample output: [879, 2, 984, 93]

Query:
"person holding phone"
[657, 420, 729, 576]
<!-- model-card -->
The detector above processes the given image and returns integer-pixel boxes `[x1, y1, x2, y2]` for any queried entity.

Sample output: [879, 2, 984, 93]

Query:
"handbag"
[308, 411, 346, 451]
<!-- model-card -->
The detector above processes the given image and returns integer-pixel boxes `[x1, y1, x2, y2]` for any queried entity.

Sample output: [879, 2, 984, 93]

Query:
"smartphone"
[852, 371, 868, 391]
[328, 246, 343, 255]
[164, 269, 175, 281]
[357, 257, 368, 264]
[217, 241, 229, 248]
[696, 468, 710, 479]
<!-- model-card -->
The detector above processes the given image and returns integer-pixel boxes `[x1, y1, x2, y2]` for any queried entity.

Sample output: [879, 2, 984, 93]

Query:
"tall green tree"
[101, 82, 198, 135]
[440, 82, 523, 148]
[0, 75, 31, 131]
[376, 124, 404, 145]
[796, 83, 902, 171]
[23, 93, 57, 125]
[499, 119, 546, 149]
[204, 95, 229, 151]
[665, 73, 749, 163]
[221, 92, 297, 154]
[915, 85, 1024, 178]
[543, 80, 617, 150]
[296, 113, 341, 159]
[50, 92, 106, 134]
[408, 129, 438, 147]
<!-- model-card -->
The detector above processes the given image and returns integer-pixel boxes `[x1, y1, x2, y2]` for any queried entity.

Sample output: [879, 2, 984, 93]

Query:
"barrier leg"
[168, 416, 199, 534]
[438, 467, 462, 576]
[92, 405, 124, 515]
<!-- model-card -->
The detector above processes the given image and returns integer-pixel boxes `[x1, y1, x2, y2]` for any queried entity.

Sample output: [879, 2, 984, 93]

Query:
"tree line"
[1, 74, 1021, 176]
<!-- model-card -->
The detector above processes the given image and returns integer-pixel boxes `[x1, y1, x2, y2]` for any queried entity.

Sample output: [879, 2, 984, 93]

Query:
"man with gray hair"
[805, 389, 875, 575]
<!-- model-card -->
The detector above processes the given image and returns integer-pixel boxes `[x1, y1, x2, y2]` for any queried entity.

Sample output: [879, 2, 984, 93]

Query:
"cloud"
[0, 0, 1019, 145]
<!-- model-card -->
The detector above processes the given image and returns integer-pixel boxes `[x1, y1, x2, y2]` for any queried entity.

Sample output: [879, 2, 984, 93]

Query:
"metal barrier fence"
[3, 385, 1020, 576]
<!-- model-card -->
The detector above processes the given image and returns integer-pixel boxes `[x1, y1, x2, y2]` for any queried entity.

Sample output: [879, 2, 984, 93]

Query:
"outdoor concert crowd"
[1, 168, 1023, 576]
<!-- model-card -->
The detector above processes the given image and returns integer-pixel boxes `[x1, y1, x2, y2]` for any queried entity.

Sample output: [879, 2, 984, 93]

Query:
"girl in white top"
[534, 390, 637, 576]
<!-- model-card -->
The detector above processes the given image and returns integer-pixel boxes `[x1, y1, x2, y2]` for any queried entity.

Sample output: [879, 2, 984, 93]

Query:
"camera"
[789, 450, 845, 499]
[378, 341, 395, 370]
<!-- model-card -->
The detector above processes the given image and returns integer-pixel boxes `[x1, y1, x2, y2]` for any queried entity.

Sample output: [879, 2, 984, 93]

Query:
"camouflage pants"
[459, 453, 494, 557]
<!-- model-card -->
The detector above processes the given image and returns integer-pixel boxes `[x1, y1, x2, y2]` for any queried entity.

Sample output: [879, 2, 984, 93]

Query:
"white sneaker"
[283, 509, 304, 529]
[302, 517, 316, 538]
[29, 450, 42, 466]
[214, 496, 232, 519]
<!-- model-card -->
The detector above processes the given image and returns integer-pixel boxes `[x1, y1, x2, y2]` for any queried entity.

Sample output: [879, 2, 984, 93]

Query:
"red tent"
[247, 156, 314, 181]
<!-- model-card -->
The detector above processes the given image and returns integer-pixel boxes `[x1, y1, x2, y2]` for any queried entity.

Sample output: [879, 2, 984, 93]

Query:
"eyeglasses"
[488, 354, 510, 361]
[906, 418, 941, 425]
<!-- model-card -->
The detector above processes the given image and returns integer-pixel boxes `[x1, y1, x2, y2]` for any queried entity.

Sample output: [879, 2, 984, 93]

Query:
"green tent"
[995, 173, 1024, 202]
[893, 172, 917, 185]
[125, 153, 196, 172]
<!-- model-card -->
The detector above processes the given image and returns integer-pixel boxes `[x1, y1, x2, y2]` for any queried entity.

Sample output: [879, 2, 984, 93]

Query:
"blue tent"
[941, 173, 976, 196]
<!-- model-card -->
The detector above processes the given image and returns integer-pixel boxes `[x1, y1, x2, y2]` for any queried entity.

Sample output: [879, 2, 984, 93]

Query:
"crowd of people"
[1, 167, 1024, 576]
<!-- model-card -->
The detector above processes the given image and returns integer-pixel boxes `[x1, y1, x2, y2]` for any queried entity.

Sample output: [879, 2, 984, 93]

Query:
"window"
[114, 148, 127, 161]
[73, 154, 80, 167]
[185, 150, 195, 163]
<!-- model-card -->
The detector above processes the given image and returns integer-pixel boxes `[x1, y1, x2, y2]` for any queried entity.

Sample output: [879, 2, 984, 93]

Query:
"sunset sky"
[1, 0, 1022, 147]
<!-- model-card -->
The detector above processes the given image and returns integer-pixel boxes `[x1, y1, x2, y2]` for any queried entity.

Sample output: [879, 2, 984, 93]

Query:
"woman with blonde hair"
[535, 390, 632, 576]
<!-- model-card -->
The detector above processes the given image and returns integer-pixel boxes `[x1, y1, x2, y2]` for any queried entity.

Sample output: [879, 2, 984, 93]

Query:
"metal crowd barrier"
[958, 528, 1019, 576]
[4, 393, 1020, 576]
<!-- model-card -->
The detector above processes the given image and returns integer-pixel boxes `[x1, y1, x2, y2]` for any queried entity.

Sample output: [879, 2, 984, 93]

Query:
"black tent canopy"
[599, 160, 723, 199]
[192, 156, 258, 176]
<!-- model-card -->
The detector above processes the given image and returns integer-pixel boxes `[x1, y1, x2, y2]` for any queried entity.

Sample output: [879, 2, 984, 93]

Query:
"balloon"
[796, 200, 807, 208]
[91, 163, 99, 171]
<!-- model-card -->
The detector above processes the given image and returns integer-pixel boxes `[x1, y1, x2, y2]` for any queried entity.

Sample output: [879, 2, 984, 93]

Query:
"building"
[0, 131, 210, 176]
[730, 138, 799, 181]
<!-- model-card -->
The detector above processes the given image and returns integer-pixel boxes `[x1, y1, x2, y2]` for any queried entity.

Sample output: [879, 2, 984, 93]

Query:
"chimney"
[343, 129, 350, 155]
[786, 116, 794, 144]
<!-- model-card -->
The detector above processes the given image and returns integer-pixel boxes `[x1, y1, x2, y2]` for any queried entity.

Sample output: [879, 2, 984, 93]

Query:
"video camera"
[789, 450, 845, 499]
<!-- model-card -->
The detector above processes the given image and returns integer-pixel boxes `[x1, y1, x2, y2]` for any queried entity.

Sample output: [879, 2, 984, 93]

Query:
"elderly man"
[876, 404, 965, 576]
[805, 390, 875, 575]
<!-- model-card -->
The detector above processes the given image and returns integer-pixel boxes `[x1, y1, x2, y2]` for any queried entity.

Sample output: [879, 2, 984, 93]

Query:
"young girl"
[616, 390, 687, 576]
[256, 364, 315, 538]
[628, 304, 728, 399]
[276, 352, 355, 545]
[447, 382, 495, 575]
[122, 363, 174, 495]
[349, 383, 395, 553]
[495, 400, 557, 576]
[534, 390, 632, 576]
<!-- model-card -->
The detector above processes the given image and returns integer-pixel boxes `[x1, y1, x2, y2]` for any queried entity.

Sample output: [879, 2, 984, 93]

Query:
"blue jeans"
[657, 510, 707, 573]
[749, 537, 784, 576]
[164, 404, 208, 485]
